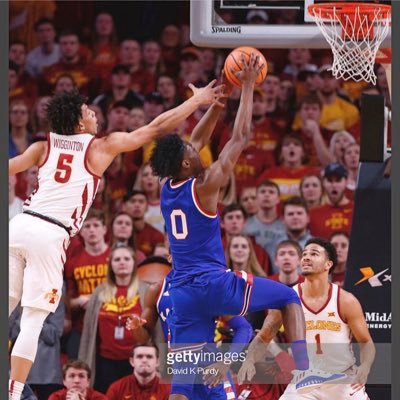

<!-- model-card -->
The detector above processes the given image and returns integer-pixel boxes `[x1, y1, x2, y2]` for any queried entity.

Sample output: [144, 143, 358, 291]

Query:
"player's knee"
[11, 307, 50, 362]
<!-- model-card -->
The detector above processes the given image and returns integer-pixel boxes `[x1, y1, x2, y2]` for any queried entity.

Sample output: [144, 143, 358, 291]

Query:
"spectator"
[246, 9, 269, 24]
[296, 65, 321, 99]
[142, 39, 163, 79]
[53, 73, 77, 94]
[9, 100, 32, 159]
[9, 287, 65, 400]
[92, 64, 143, 117]
[200, 48, 218, 81]
[292, 94, 336, 167]
[309, 163, 354, 239]
[244, 180, 285, 273]
[128, 106, 146, 131]
[330, 231, 350, 287]
[268, 240, 305, 287]
[122, 190, 164, 257]
[64, 209, 111, 359]
[156, 74, 182, 111]
[316, 64, 360, 132]
[133, 163, 164, 234]
[221, 204, 271, 275]
[104, 100, 131, 134]
[261, 73, 289, 133]
[25, 18, 61, 78]
[342, 142, 360, 200]
[276, 196, 313, 253]
[278, 79, 297, 124]
[78, 244, 144, 393]
[30, 96, 51, 139]
[9, 40, 30, 77]
[329, 129, 357, 165]
[106, 343, 170, 400]
[111, 212, 133, 246]
[159, 24, 181, 77]
[375, 63, 391, 108]
[118, 38, 155, 95]
[48, 360, 107, 400]
[257, 134, 320, 200]
[9, 175, 24, 220]
[177, 46, 207, 99]
[225, 234, 267, 330]
[143, 91, 165, 123]
[299, 173, 325, 210]
[239, 186, 259, 217]
[9, 59, 36, 107]
[281, 49, 316, 81]
[89, 12, 119, 81]
[39, 30, 100, 99]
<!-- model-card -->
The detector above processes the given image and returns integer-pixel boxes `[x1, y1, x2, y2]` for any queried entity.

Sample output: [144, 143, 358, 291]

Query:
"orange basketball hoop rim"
[308, 2, 391, 41]
[308, 2, 391, 84]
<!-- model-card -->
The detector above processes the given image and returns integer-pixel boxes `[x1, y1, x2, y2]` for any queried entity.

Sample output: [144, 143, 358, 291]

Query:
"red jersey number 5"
[54, 153, 74, 183]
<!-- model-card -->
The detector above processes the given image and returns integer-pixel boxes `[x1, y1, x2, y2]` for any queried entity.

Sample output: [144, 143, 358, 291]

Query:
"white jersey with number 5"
[23, 132, 100, 236]
[293, 283, 356, 373]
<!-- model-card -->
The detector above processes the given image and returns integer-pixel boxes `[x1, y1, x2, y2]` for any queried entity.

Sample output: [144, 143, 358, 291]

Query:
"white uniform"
[280, 283, 369, 400]
[9, 132, 100, 312]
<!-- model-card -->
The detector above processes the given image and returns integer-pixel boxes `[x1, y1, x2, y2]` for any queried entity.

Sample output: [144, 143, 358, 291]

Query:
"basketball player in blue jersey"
[150, 52, 346, 399]
[126, 274, 253, 399]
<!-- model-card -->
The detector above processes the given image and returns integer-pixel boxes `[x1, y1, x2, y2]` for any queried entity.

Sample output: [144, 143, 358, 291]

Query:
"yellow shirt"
[292, 96, 360, 132]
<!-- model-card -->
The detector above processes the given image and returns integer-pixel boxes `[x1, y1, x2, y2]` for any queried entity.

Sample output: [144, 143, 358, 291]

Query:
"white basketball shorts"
[9, 213, 70, 313]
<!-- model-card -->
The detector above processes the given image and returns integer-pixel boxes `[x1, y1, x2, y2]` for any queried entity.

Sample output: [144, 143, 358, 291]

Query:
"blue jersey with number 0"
[161, 178, 227, 285]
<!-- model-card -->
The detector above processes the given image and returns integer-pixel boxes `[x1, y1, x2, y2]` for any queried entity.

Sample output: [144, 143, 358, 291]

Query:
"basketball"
[224, 46, 268, 87]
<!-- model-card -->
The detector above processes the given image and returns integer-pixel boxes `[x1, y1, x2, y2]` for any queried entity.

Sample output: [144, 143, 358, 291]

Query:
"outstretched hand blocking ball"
[224, 46, 268, 87]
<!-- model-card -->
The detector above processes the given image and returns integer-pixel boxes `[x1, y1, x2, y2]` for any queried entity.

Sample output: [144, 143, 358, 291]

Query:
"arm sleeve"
[226, 315, 254, 355]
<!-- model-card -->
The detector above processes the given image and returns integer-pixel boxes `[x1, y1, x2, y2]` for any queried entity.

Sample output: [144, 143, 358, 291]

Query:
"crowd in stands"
[8, 2, 390, 399]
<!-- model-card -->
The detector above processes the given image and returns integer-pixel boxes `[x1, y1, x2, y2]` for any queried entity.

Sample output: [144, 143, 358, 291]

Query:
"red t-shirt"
[309, 202, 354, 239]
[98, 286, 142, 359]
[48, 388, 107, 400]
[106, 374, 170, 400]
[235, 383, 283, 400]
[130, 68, 156, 96]
[292, 127, 336, 167]
[257, 165, 321, 201]
[65, 246, 111, 332]
[135, 223, 165, 256]
[232, 146, 275, 196]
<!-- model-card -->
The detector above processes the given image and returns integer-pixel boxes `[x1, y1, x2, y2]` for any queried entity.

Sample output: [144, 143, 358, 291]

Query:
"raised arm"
[9, 141, 47, 175]
[196, 53, 261, 211]
[190, 73, 232, 152]
[90, 81, 224, 176]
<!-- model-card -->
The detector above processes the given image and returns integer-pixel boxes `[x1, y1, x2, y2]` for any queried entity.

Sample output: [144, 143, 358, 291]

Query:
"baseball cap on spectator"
[181, 46, 201, 61]
[297, 64, 318, 81]
[145, 91, 164, 104]
[111, 64, 130, 75]
[323, 163, 348, 178]
[318, 64, 334, 77]
[110, 100, 132, 111]
[246, 10, 269, 23]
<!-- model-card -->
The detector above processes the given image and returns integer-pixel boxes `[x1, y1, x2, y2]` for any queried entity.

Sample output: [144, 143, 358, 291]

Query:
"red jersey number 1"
[54, 153, 74, 183]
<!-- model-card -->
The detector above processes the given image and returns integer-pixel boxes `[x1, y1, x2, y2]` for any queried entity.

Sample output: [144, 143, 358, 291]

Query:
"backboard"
[190, 0, 391, 48]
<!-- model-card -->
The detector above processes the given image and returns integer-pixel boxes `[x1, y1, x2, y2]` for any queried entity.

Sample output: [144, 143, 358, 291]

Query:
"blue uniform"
[156, 276, 238, 400]
[161, 178, 300, 397]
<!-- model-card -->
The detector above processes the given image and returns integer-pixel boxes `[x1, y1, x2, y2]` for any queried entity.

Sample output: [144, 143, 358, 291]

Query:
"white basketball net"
[310, 4, 391, 84]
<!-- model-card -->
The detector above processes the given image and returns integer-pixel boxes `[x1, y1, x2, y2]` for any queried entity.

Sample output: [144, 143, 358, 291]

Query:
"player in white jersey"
[8, 84, 224, 400]
[238, 237, 375, 400]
